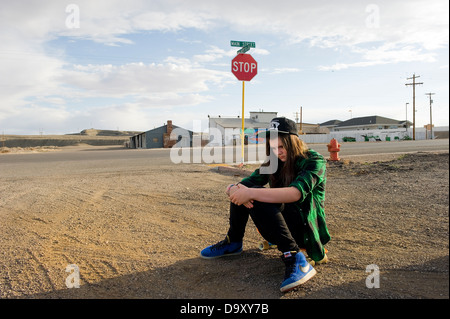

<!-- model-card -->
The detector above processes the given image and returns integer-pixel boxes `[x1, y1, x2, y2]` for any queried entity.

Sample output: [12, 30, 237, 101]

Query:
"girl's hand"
[229, 184, 254, 208]
[242, 200, 254, 209]
[227, 183, 241, 197]
[226, 184, 235, 196]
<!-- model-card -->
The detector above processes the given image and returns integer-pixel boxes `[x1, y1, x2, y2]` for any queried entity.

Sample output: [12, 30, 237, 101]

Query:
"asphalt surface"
[0, 139, 448, 173]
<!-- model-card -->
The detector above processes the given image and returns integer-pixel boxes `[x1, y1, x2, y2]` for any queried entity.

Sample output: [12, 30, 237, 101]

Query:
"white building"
[208, 111, 277, 146]
[320, 115, 412, 132]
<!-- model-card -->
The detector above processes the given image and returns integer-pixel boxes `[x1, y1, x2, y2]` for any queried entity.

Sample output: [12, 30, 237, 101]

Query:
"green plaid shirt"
[241, 149, 330, 261]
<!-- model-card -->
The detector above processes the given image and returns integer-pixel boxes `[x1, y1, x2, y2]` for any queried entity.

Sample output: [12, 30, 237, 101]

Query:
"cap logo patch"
[270, 121, 280, 130]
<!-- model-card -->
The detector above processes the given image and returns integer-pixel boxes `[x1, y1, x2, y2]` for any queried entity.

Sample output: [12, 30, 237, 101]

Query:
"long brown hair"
[263, 133, 309, 188]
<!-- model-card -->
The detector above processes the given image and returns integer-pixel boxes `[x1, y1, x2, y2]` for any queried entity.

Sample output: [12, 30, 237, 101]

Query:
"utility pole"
[299, 106, 302, 134]
[405, 74, 423, 140]
[405, 102, 409, 132]
[295, 108, 303, 133]
[425, 92, 435, 139]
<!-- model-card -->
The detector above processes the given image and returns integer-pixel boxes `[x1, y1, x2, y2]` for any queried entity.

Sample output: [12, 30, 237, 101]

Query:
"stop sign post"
[231, 52, 258, 163]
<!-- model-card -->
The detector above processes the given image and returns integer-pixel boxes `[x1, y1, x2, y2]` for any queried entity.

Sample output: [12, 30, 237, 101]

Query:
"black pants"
[227, 200, 304, 253]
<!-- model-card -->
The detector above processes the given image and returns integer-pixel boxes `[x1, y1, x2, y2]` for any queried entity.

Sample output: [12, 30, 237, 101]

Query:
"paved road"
[0, 139, 448, 174]
[310, 139, 449, 156]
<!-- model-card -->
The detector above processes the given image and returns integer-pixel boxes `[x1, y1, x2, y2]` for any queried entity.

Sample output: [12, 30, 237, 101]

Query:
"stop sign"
[231, 54, 257, 81]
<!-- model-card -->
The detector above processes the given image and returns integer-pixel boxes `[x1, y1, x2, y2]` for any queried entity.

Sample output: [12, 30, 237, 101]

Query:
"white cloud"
[0, 46, 66, 108]
[132, 93, 213, 109]
[69, 104, 159, 132]
[193, 46, 269, 64]
[360, 44, 437, 63]
[271, 67, 302, 75]
[319, 43, 438, 71]
[62, 60, 228, 98]
[193, 46, 231, 63]
[1, 104, 72, 135]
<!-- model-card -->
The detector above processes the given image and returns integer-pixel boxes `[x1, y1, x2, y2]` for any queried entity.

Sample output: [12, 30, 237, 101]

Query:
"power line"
[405, 73, 423, 140]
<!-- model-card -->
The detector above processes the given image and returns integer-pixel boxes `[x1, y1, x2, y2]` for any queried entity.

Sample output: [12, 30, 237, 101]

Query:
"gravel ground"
[0, 148, 448, 300]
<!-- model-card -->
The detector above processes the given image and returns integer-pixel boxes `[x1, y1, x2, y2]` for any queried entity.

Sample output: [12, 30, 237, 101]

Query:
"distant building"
[318, 120, 342, 132]
[297, 123, 329, 134]
[208, 112, 271, 146]
[320, 116, 412, 132]
[208, 111, 277, 146]
[129, 120, 193, 149]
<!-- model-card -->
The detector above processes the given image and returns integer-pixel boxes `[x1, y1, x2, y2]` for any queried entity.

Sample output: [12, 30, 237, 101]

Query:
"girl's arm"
[229, 184, 301, 206]
[249, 186, 301, 203]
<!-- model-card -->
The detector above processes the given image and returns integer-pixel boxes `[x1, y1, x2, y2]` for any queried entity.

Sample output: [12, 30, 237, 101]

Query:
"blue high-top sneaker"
[280, 251, 316, 293]
[200, 236, 243, 259]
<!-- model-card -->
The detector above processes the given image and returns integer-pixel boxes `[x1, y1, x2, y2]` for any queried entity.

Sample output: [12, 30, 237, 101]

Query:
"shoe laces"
[282, 255, 297, 279]
[210, 237, 230, 251]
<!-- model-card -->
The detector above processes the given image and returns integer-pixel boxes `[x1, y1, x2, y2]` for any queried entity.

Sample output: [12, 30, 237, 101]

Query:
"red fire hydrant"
[327, 138, 341, 161]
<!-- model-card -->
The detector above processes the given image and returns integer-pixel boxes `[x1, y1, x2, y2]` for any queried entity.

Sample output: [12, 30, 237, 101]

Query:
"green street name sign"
[230, 41, 255, 48]
[237, 45, 250, 54]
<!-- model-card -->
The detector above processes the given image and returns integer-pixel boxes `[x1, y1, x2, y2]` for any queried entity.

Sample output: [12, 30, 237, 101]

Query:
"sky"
[0, 0, 448, 135]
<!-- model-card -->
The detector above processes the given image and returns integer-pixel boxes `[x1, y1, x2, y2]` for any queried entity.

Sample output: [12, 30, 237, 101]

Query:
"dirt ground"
[0, 147, 448, 300]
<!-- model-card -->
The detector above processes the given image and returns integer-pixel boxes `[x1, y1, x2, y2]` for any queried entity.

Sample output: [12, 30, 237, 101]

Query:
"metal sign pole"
[241, 81, 245, 164]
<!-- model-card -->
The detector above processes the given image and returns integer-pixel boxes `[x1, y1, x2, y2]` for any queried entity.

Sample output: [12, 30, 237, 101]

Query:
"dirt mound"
[78, 129, 142, 136]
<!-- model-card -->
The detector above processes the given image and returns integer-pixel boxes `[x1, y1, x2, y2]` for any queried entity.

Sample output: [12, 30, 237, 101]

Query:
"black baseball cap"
[259, 117, 299, 137]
